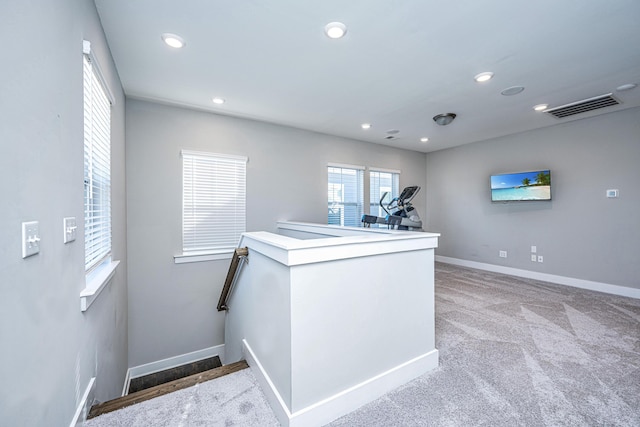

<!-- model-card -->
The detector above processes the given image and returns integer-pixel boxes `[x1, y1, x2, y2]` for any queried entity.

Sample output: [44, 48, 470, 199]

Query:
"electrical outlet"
[531, 245, 537, 253]
[606, 189, 619, 198]
[531, 254, 537, 262]
[538, 255, 544, 263]
[499, 250, 507, 258]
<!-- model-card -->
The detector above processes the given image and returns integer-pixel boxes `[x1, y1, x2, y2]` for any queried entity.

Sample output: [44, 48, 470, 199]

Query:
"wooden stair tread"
[87, 360, 249, 419]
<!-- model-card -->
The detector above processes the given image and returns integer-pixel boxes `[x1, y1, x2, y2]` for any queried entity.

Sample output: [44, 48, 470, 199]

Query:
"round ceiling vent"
[501, 86, 525, 96]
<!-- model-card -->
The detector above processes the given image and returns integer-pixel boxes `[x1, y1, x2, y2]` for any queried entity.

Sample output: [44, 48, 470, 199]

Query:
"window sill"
[80, 259, 120, 312]
[174, 250, 234, 264]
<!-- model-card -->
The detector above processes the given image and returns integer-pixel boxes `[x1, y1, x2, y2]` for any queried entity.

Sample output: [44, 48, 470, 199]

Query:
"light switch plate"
[22, 221, 40, 258]
[63, 217, 77, 243]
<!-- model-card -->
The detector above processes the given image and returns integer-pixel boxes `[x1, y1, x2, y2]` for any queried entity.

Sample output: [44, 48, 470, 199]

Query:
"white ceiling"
[95, 0, 640, 153]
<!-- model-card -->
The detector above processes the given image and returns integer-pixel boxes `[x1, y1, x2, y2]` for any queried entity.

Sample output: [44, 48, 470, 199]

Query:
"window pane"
[370, 170, 399, 217]
[83, 55, 111, 271]
[328, 166, 363, 227]
[183, 151, 247, 252]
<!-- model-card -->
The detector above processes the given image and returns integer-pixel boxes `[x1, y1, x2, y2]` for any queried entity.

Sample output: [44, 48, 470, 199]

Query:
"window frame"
[83, 51, 113, 273]
[80, 40, 119, 312]
[369, 168, 400, 218]
[327, 163, 365, 227]
[176, 150, 248, 264]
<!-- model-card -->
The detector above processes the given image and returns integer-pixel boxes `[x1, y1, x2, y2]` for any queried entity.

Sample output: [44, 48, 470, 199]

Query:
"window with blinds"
[370, 169, 400, 217]
[328, 165, 364, 227]
[182, 151, 247, 253]
[83, 53, 112, 272]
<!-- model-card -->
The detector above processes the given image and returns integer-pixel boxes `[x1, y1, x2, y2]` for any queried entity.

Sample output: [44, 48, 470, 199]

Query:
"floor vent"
[544, 93, 620, 119]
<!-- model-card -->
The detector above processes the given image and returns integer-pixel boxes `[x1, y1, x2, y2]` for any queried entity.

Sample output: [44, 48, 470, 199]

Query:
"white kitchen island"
[224, 221, 439, 427]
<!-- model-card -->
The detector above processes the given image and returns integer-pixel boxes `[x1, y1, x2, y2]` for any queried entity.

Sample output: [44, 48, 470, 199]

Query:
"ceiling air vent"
[544, 93, 620, 119]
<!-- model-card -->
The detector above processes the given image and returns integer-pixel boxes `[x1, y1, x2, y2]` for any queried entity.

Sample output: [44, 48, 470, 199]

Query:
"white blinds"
[327, 165, 364, 227]
[182, 151, 247, 252]
[83, 54, 112, 271]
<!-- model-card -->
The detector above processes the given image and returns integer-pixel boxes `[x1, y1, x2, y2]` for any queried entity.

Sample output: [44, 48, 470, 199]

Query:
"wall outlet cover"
[22, 221, 40, 258]
[64, 217, 77, 243]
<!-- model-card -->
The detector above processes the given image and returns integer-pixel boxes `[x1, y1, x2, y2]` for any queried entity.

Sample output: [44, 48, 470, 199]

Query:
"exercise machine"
[361, 185, 423, 231]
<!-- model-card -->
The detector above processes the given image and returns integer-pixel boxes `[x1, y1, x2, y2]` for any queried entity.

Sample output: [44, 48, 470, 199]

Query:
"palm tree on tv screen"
[536, 171, 551, 185]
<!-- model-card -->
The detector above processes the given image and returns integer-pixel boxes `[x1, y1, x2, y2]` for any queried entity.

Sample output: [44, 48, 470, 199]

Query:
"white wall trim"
[327, 162, 365, 170]
[436, 256, 640, 299]
[243, 339, 439, 427]
[69, 377, 95, 427]
[121, 368, 132, 396]
[174, 250, 233, 264]
[181, 149, 247, 163]
[123, 344, 225, 396]
[368, 166, 401, 174]
[80, 260, 120, 312]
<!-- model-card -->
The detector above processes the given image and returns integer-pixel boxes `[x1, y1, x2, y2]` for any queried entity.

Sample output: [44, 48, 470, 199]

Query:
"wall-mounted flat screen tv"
[490, 170, 551, 202]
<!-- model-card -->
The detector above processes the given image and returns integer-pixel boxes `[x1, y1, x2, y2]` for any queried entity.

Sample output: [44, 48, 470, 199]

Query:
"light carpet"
[87, 263, 640, 426]
[85, 367, 279, 427]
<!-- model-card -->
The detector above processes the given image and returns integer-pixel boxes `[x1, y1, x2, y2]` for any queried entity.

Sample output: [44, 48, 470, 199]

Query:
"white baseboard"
[69, 377, 95, 427]
[243, 339, 439, 427]
[123, 344, 225, 396]
[436, 256, 640, 299]
[121, 368, 131, 396]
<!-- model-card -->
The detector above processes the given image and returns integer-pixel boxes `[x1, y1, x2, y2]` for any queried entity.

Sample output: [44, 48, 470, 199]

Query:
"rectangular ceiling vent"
[544, 93, 621, 119]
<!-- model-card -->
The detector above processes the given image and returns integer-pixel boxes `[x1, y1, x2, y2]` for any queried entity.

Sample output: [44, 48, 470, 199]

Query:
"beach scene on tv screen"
[491, 170, 551, 201]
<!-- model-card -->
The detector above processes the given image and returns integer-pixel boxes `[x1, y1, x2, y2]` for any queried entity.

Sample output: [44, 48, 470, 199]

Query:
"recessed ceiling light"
[616, 83, 637, 91]
[162, 33, 185, 48]
[212, 97, 225, 105]
[361, 123, 371, 130]
[420, 137, 429, 143]
[324, 22, 347, 39]
[474, 72, 494, 83]
[533, 104, 548, 111]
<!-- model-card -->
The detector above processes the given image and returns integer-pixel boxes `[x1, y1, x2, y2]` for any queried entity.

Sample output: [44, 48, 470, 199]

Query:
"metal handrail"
[217, 247, 248, 311]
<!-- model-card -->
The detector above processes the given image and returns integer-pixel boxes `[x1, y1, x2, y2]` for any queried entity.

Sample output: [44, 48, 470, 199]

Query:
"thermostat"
[606, 189, 619, 198]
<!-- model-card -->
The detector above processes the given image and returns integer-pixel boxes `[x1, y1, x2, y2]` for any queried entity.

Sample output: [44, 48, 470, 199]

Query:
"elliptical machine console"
[361, 186, 423, 231]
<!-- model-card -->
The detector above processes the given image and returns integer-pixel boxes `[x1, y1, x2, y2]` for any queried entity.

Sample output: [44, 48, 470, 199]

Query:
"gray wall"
[125, 99, 427, 366]
[0, 1, 128, 425]
[425, 107, 640, 289]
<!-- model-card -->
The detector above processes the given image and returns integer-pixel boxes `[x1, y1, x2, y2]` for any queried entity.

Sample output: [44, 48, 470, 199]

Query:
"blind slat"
[84, 54, 112, 271]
